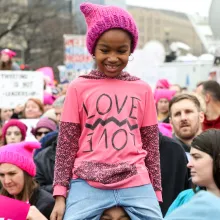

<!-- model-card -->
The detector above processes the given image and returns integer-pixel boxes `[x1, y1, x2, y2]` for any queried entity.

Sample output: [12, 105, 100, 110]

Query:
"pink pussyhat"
[1, 49, 16, 58]
[0, 142, 40, 177]
[158, 123, 172, 138]
[154, 89, 176, 104]
[156, 79, 170, 89]
[80, 2, 138, 55]
[43, 92, 56, 105]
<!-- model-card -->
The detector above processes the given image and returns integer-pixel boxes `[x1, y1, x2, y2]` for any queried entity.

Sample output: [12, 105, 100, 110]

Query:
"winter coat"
[29, 187, 55, 219]
[34, 137, 57, 193]
[159, 133, 190, 216]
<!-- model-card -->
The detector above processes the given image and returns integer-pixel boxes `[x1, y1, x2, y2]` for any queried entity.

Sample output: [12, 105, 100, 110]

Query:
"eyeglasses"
[36, 131, 50, 136]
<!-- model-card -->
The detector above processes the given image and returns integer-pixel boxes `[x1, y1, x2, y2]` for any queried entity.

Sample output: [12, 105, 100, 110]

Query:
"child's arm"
[140, 125, 162, 201]
[141, 87, 162, 201]
[53, 121, 81, 197]
[53, 83, 81, 198]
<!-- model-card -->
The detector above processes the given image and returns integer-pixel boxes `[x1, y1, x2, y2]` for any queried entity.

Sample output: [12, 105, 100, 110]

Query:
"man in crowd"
[199, 80, 220, 130]
[169, 94, 204, 159]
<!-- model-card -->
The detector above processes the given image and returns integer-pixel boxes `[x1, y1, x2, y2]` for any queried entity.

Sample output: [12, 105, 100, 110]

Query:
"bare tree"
[0, 0, 83, 80]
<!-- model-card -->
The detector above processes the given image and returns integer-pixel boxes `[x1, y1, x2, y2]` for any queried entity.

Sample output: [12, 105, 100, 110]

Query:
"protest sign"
[64, 35, 94, 81]
[0, 71, 44, 108]
[57, 65, 68, 83]
[36, 67, 55, 86]
[0, 195, 30, 220]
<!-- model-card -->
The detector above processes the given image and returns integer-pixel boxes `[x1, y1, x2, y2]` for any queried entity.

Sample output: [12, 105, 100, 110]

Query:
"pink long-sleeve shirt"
[53, 70, 162, 201]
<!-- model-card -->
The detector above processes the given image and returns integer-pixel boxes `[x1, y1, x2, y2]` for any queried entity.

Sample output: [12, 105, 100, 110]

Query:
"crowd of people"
[1, 2, 220, 220]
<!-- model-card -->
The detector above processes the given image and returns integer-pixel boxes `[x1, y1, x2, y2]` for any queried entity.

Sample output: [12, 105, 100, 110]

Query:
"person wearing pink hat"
[158, 122, 172, 138]
[51, 2, 162, 220]
[1, 119, 27, 145]
[43, 92, 56, 112]
[0, 141, 54, 218]
[156, 79, 170, 89]
[0, 48, 20, 70]
[154, 89, 176, 123]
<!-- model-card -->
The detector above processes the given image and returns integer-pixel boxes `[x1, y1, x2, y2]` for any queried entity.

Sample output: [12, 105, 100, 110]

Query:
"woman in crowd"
[22, 98, 44, 119]
[0, 48, 20, 70]
[32, 117, 57, 142]
[0, 108, 13, 126]
[1, 119, 27, 145]
[154, 89, 176, 123]
[12, 98, 44, 120]
[0, 141, 55, 219]
[166, 129, 220, 216]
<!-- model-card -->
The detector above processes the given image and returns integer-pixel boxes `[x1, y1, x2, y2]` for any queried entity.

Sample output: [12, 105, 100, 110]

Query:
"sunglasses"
[36, 131, 50, 136]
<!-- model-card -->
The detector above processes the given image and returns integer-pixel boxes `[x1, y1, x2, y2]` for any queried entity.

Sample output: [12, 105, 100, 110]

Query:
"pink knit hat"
[43, 92, 56, 105]
[154, 89, 176, 104]
[80, 2, 138, 54]
[156, 79, 170, 89]
[0, 142, 40, 176]
[2, 119, 27, 142]
[31, 117, 57, 136]
[1, 49, 16, 58]
[158, 123, 172, 138]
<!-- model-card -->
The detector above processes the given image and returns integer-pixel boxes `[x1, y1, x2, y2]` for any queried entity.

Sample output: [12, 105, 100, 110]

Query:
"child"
[51, 3, 162, 220]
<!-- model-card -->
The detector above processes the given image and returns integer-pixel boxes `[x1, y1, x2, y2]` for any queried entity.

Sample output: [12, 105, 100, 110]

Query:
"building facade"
[128, 6, 205, 55]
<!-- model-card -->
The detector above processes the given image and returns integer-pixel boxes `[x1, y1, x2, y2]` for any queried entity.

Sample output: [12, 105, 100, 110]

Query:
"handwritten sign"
[0, 71, 44, 108]
[0, 195, 30, 220]
[64, 35, 94, 81]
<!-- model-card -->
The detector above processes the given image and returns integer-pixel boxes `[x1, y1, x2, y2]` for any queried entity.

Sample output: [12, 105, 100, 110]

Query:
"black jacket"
[30, 187, 55, 219]
[34, 138, 57, 193]
[159, 133, 190, 216]
[162, 116, 170, 124]
[172, 134, 190, 153]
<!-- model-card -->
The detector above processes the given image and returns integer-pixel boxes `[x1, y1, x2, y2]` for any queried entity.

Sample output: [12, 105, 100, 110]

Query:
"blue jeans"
[64, 179, 162, 220]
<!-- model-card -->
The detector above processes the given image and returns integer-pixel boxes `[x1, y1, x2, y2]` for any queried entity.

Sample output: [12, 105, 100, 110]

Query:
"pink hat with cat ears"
[154, 89, 176, 104]
[0, 142, 40, 177]
[80, 2, 138, 55]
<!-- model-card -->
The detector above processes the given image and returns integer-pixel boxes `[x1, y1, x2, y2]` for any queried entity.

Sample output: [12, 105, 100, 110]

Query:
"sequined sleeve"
[53, 121, 81, 192]
[140, 124, 162, 192]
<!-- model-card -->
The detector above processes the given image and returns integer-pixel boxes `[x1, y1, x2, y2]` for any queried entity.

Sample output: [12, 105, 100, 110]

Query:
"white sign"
[0, 71, 44, 108]
[19, 119, 39, 142]
[64, 35, 94, 81]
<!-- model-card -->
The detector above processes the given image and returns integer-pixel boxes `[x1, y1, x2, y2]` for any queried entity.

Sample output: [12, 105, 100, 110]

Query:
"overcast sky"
[126, 0, 212, 16]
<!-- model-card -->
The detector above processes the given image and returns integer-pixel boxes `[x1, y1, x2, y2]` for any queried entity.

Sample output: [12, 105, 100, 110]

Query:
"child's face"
[94, 29, 131, 78]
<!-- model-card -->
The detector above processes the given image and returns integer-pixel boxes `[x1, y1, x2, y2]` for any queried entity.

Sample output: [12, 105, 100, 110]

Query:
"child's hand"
[26, 206, 47, 220]
[50, 196, 66, 220]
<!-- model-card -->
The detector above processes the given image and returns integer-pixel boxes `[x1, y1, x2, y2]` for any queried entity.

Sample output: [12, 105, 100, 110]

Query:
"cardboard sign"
[0, 71, 44, 108]
[0, 195, 30, 220]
